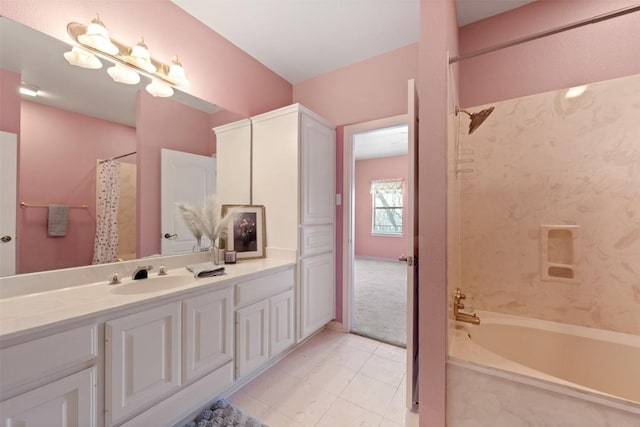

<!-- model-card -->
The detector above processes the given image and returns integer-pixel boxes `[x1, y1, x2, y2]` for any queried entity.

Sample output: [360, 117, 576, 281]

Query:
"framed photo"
[221, 205, 266, 260]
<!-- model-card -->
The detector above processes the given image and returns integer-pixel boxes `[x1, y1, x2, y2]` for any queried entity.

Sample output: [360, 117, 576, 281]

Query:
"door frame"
[342, 114, 409, 333]
[0, 131, 17, 277]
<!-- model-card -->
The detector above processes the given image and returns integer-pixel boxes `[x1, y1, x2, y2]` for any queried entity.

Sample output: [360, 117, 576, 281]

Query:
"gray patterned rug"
[184, 399, 266, 427]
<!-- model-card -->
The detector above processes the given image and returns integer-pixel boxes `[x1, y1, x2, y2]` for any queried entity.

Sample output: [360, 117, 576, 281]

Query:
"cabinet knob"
[1, 235, 12, 243]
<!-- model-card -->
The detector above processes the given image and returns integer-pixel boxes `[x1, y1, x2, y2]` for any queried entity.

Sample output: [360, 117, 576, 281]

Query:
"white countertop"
[0, 258, 294, 342]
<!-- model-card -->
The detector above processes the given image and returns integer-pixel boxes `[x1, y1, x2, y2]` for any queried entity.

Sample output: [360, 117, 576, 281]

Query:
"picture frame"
[220, 205, 266, 260]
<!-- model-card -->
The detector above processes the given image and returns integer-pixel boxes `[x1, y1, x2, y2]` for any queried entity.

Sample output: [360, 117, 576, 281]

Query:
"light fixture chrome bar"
[449, 5, 640, 64]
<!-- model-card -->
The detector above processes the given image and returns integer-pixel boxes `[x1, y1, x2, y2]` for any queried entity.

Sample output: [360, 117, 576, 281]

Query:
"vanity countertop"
[0, 258, 294, 343]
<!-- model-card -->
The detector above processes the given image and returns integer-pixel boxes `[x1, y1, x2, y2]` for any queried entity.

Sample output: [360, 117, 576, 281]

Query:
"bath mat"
[184, 399, 266, 427]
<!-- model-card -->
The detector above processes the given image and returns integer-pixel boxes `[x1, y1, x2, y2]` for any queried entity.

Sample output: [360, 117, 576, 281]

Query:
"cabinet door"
[301, 114, 335, 225]
[215, 119, 252, 205]
[183, 287, 233, 384]
[300, 253, 335, 340]
[252, 111, 299, 250]
[236, 299, 269, 379]
[0, 367, 97, 427]
[106, 302, 181, 426]
[270, 289, 295, 357]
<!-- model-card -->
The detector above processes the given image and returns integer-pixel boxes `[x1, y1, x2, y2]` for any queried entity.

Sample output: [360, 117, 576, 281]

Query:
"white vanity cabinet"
[105, 302, 182, 426]
[183, 286, 234, 384]
[251, 104, 336, 341]
[235, 267, 295, 379]
[0, 367, 97, 426]
[213, 118, 252, 205]
[236, 298, 270, 378]
[270, 289, 295, 356]
[0, 324, 99, 426]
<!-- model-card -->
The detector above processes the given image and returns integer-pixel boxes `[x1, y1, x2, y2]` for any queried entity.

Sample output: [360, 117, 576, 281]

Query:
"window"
[371, 180, 403, 235]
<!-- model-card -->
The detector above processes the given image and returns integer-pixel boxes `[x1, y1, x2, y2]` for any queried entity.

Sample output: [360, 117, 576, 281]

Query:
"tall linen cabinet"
[215, 104, 336, 342]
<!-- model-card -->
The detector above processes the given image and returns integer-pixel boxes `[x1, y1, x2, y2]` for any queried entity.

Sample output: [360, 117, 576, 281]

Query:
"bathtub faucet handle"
[454, 288, 480, 325]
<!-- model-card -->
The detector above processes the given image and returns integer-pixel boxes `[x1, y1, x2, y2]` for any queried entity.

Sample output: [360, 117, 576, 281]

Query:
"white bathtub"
[449, 311, 640, 410]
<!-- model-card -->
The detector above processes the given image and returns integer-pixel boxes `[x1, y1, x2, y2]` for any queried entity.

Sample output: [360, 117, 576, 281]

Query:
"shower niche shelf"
[540, 225, 580, 283]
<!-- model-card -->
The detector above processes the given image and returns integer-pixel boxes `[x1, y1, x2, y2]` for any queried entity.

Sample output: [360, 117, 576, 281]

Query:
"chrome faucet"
[132, 265, 153, 280]
[454, 288, 480, 325]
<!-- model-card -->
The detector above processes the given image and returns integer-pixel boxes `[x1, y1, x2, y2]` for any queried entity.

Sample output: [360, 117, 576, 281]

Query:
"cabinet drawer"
[235, 268, 294, 308]
[0, 324, 98, 396]
[300, 225, 334, 257]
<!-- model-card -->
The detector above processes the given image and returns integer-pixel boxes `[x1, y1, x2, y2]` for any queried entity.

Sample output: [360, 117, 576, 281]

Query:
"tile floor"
[229, 328, 409, 427]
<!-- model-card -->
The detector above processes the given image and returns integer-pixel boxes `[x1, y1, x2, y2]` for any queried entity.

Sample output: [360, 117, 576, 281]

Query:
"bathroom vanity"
[0, 258, 305, 426]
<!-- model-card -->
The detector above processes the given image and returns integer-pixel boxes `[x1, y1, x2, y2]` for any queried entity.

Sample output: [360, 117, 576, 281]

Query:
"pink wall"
[459, 0, 640, 107]
[136, 91, 214, 257]
[293, 43, 418, 126]
[419, 0, 459, 425]
[0, 69, 21, 133]
[354, 155, 408, 259]
[18, 101, 136, 273]
[1, 0, 292, 118]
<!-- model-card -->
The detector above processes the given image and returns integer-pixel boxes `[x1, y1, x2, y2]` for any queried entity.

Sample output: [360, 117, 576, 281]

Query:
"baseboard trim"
[326, 320, 344, 332]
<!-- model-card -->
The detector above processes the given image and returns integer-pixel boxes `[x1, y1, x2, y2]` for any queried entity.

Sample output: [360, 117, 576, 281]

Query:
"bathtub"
[449, 311, 640, 412]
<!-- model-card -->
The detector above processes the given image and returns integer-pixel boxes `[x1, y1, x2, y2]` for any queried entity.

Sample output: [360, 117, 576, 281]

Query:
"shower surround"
[454, 73, 640, 336]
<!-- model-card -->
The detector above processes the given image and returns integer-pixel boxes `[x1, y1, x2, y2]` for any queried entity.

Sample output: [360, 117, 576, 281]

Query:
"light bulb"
[124, 38, 156, 73]
[167, 56, 190, 87]
[107, 65, 140, 85]
[146, 80, 174, 97]
[63, 47, 102, 69]
[78, 15, 119, 55]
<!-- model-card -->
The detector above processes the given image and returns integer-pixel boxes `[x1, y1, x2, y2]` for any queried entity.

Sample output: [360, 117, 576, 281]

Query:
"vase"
[209, 244, 220, 265]
[193, 237, 202, 253]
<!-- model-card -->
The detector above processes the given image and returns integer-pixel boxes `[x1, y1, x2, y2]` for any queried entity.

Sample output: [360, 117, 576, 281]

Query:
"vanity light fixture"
[146, 80, 174, 97]
[19, 83, 39, 97]
[63, 46, 103, 69]
[123, 38, 156, 73]
[166, 56, 190, 88]
[65, 15, 191, 98]
[107, 64, 141, 85]
[76, 15, 119, 55]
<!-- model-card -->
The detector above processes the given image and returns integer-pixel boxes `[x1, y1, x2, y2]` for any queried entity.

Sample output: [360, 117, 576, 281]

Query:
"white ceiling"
[354, 125, 408, 161]
[171, 0, 537, 84]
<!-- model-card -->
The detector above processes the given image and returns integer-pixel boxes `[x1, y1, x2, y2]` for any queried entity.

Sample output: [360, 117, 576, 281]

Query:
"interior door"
[406, 79, 419, 409]
[160, 149, 216, 255]
[0, 131, 17, 276]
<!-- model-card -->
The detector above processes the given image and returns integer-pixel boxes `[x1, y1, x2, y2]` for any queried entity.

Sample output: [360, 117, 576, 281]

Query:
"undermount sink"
[109, 274, 196, 295]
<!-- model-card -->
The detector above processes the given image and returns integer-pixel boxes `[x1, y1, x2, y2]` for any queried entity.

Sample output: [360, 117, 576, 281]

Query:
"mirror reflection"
[0, 17, 244, 276]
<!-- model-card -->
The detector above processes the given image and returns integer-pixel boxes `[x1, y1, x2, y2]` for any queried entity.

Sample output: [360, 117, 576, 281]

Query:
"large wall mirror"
[0, 17, 245, 276]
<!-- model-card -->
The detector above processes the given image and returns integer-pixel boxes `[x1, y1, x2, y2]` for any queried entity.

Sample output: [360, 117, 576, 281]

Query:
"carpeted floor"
[352, 258, 407, 348]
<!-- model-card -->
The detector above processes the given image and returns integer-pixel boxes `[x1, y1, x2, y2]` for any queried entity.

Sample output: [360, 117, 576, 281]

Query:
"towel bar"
[20, 202, 88, 209]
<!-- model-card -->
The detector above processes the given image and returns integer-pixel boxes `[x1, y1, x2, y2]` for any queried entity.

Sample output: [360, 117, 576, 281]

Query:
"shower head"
[456, 106, 495, 134]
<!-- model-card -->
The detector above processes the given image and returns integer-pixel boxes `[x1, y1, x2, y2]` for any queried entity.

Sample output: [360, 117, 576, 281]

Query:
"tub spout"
[455, 311, 481, 325]
[454, 288, 481, 325]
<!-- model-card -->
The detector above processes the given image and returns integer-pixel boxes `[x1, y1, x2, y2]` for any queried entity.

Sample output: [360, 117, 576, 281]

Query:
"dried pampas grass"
[177, 196, 239, 246]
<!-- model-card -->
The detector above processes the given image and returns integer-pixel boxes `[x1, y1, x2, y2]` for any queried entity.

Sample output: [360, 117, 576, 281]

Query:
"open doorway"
[343, 115, 410, 348]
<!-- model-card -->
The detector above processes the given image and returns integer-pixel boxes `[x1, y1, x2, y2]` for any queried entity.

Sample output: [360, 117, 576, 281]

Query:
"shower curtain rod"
[449, 5, 640, 64]
[98, 151, 137, 163]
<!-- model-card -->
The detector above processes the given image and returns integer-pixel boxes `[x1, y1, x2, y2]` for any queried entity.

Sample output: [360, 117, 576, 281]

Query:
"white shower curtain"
[92, 160, 121, 264]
